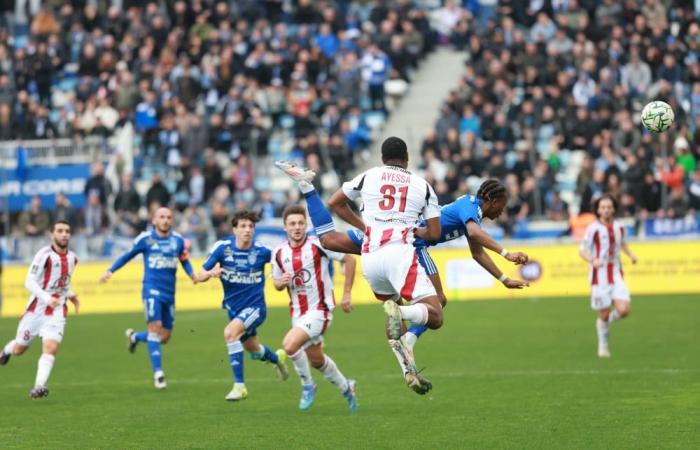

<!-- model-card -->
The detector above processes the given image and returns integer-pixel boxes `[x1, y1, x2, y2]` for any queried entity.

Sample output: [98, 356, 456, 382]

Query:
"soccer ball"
[641, 101, 674, 133]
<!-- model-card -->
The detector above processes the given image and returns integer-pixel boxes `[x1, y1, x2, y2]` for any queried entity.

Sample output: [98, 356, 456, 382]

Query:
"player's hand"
[341, 292, 353, 313]
[276, 273, 292, 286]
[99, 271, 112, 283]
[506, 251, 528, 265]
[68, 295, 80, 314]
[630, 255, 638, 264]
[592, 258, 602, 269]
[503, 278, 529, 289]
[209, 267, 222, 278]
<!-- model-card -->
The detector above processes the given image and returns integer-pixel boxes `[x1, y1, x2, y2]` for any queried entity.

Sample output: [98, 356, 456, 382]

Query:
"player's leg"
[403, 249, 446, 351]
[609, 281, 631, 323]
[1, 314, 39, 365]
[592, 286, 613, 358]
[238, 307, 287, 380]
[283, 326, 317, 410]
[307, 341, 358, 412]
[223, 317, 248, 400]
[30, 338, 59, 399]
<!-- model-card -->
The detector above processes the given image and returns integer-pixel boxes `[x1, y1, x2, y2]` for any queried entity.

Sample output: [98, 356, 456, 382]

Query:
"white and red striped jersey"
[580, 220, 626, 286]
[24, 246, 78, 318]
[342, 165, 440, 253]
[272, 236, 344, 318]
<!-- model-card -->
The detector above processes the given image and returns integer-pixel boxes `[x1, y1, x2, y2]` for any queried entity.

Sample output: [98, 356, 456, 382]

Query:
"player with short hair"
[0, 220, 80, 399]
[579, 194, 637, 358]
[99, 207, 196, 389]
[275, 165, 530, 395]
[272, 205, 358, 411]
[195, 210, 288, 401]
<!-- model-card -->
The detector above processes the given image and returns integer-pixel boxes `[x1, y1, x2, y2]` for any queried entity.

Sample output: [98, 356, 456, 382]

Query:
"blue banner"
[644, 217, 700, 237]
[0, 164, 90, 212]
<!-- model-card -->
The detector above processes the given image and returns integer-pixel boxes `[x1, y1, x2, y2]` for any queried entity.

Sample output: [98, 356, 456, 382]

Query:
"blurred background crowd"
[1, 0, 700, 256]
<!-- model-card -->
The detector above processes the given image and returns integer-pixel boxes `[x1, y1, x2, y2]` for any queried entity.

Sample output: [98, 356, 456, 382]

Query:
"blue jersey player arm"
[178, 239, 196, 282]
[99, 235, 147, 282]
[195, 241, 225, 283]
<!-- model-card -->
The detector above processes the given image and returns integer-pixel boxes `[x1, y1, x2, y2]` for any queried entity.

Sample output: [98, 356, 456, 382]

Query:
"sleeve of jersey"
[25, 251, 52, 303]
[108, 238, 144, 273]
[341, 172, 366, 201]
[271, 248, 284, 278]
[422, 183, 441, 220]
[580, 226, 594, 253]
[201, 244, 222, 271]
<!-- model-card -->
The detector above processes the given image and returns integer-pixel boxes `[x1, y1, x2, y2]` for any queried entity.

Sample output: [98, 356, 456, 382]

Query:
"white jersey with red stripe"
[580, 220, 626, 286]
[272, 236, 344, 318]
[24, 246, 78, 318]
[342, 165, 440, 252]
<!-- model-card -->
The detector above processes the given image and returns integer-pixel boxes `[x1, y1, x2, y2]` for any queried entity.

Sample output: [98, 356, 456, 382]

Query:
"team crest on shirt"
[146, 237, 156, 246]
[248, 249, 259, 265]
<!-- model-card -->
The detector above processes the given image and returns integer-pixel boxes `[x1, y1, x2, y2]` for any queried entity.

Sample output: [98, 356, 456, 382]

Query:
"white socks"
[596, 318, 609, 348]
[398, 304, 428, 325]
[320, 356, 349, 393]
[35, 353, 55, 387]
[402, 332, 418, 351]
[289, 349, 314, 386]
[3, 339, 15, 355]
[298, 180, 314, 194]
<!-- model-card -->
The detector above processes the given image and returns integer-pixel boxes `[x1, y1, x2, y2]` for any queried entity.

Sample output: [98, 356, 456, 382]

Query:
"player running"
[195, 210, 288, 401]
[0, 220, 80, 399]
[275, 163, 529, 394]
[272, 205, 358, 411]
[99, 207, 196, 389]
[579, 194, 637, 358]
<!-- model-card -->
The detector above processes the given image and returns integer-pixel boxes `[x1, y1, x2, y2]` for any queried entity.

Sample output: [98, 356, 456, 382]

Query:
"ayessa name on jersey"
[221, 269, 264, 284]
[147, 255, 178, 269]
[380, 171, 410, 184]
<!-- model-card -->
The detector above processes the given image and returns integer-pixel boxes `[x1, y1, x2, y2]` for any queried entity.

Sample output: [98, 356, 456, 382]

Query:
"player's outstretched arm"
[340, 255, 356, 313]
[100, 242, 144, 282]
[195, 267, 221, 283]
[621, 242, 638, 264]
[466, 221, 528, 264]
[415, 217, 441, 242]
[468, 238, 529, 289]
[328, 188, 366, 231]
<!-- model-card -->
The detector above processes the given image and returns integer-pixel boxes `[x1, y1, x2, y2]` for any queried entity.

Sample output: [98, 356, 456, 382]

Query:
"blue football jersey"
[202, 238, 272, 311]
[347, 195, 483, 249]
[108, 230, 194, 301]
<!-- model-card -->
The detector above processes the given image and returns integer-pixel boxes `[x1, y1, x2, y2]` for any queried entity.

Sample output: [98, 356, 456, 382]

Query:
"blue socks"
[303, 188, 335, 236]
[407, 324, 428, 339]
[147, 332, 162, 373]
[134, 331, 148, 343]
[250, 344, 279, 363]
[227, 341, 245, 383]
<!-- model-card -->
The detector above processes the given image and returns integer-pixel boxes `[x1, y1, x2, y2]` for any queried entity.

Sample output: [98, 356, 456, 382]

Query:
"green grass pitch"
[1, 295, 698, 449]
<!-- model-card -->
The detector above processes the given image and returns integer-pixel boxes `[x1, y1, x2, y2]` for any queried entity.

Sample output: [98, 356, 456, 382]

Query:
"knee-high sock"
[399, 304, 428, 325]
[596, 318, 609, 348]
[35, 353, 55, 387]
[303, 188, 335, 236]
[147, 332, 163, 373]
[289, 349, 314, 386]
[608, 309, 622, 324]
[133, 331, 148, 343]
[319, 355, 349, 392]
[3, 339, 16, 354]
[227, 341, 245, 384]
[388, 339, 410, 376]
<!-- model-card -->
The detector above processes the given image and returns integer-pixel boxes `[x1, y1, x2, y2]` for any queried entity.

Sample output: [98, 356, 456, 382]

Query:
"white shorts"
[361, 243, 436, 303]
[15, 312, 66, 346]
[590, 280, 631, 311]
[292, 310, 332, 349]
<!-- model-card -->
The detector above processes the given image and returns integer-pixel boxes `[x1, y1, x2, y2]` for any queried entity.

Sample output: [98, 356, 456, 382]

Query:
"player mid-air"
[275, 153, 529, 394]
[272, 205, 358, 411]
[195, 210, 288, 401]
[0, 220, 80, 399]
[579, 194, 637, 358]
[99, 207, 196, 389]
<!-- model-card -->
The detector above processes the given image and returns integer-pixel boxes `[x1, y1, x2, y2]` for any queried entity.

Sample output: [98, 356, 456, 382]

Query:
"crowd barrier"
[2, 241, 699, 317]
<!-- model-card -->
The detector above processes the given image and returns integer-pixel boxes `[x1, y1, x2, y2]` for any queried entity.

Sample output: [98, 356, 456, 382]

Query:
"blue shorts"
[225, 304, 267, 343]
[347, 229, 438, 276]
[143, 296, 175, 329]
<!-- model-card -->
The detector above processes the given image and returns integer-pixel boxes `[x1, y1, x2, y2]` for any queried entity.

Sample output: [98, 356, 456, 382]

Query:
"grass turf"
[0, 295, 698, 449]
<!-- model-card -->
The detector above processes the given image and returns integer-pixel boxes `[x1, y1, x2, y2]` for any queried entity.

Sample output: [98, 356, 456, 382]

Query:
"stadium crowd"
[418, 0, 700, 235]
[1, 0, 441, 251]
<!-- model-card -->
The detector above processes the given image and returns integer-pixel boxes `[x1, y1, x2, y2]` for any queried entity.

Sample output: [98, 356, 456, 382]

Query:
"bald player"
[100, 207, 196, 389]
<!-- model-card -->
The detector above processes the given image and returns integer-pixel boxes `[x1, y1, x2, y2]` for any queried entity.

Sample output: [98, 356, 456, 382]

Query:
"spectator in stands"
[113, 174, 141, 215]
[210, 200, 230, 240]
[689, 169, 700, 212]
[84, 162, 111, 208]
[363, 43, 392, 113]
[546, 190, 569, 222]
[18, 196, 51, 237]
[53, 192, 80, 230]
[640, 171, 663, 218]
[146, 173, 171, 209]
[178, 201, 209, 252]
[666, 187, 690, 219]
[658, 156, 685, 191]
